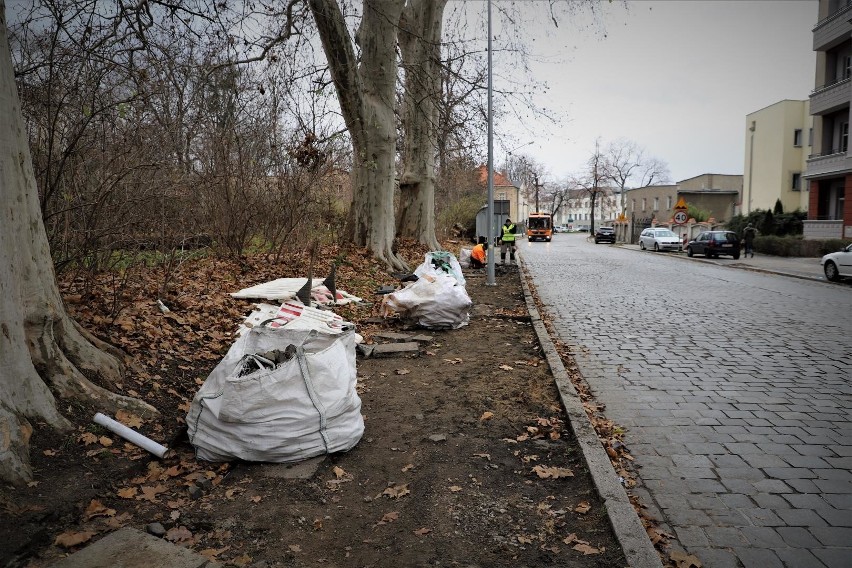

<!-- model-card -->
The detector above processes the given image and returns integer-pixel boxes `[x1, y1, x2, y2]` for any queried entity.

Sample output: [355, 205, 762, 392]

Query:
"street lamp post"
[486, 0, 496, 286]
[533, 174, 541, 212]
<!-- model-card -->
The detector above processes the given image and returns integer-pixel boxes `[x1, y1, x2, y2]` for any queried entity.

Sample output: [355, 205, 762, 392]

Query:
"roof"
[477, 165, 515, 188]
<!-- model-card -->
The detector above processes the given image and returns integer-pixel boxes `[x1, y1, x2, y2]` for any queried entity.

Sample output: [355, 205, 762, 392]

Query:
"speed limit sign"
[673, 210, 688, 225]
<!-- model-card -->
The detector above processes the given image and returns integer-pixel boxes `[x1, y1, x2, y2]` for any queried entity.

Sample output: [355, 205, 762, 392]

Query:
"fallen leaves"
[574, 501, 591, 514]
[563, 533, 604, 555]
[479, 411, 494, 422]
[54, 530, 96, 548]
[116, 487, 137, 499]
[83, 500, 116, 521]
[138, 484, 167, 503]
[375, 511, 399, 526]
[412, 527, 431, 536]
[164, 525, 193, 543]
[327, 466, 354, 491]
[670, 550, 703, 567]
[382, 483, 410, 499]
[531, 465, 574, 479]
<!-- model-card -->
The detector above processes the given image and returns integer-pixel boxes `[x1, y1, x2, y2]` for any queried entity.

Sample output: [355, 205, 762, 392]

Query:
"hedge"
[754, 235, 852, 257]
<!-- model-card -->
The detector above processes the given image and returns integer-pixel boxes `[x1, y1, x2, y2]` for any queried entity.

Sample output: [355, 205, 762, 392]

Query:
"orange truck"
[526, 212, 553, 242]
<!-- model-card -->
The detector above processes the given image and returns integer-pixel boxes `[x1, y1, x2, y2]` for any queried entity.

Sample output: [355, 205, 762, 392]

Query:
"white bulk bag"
[186, 327, 363, 463]
[382, 270, 472, 330]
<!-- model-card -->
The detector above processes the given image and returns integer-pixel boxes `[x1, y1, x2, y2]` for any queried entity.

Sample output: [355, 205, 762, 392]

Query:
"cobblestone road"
[520, 233, 852, 568]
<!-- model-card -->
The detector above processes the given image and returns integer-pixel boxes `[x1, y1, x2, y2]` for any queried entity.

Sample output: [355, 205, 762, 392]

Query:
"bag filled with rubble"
[382, 252, 472, 329]
[186, 327, 363, 463]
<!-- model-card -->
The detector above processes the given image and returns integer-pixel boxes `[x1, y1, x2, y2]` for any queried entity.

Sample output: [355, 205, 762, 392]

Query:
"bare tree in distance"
[604, 138, 671, 216]
[574, 139, 612, 236]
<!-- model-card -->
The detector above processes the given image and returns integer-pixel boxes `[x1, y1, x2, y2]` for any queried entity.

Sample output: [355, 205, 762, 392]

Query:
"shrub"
[754, 235, 852, 257]
[437, 194, 481, 240]
[727, 209, 806, 237]
[687, 204, 710, 222]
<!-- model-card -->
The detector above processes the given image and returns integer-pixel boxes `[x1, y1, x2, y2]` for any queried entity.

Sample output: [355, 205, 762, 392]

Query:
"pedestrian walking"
[742, 223, 757, 258]
[500, 218, 517, 265]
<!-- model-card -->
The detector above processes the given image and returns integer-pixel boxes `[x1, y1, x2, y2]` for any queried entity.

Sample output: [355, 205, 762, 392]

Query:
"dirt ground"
[0, 249, 627, 568]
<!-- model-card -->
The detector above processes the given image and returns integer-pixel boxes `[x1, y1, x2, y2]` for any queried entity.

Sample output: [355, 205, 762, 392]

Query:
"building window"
[808, 128, 813, 147]
[792, 173, 801, 191]
[844, 55, 851, 80]
[631, 199, 635, 212]
[642, 198, 646, 211]
[653, 197, 659, 211]
[497, 192, 506, 200]
[666, 196, 672, 209]
[843, 122, 849, 153]
[793, 129, 802, 147]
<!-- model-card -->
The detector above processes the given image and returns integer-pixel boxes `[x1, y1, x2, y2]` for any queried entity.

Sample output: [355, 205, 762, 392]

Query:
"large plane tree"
[0, 1, 154, 485]
[396, 0, 447, 250]
[307, 0, 407, 270]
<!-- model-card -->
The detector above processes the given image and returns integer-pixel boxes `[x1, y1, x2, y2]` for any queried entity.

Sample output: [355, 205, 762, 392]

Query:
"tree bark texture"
[0, 2, 154, 485]
[308, 0, 406, 270]
[396, 0, 446, 250]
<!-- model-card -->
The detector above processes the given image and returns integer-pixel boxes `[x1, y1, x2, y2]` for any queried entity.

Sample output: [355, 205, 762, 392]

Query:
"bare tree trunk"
[308, 0, 406, 270]
[396, 0, 446, 250]
[0, 2, 155, 485]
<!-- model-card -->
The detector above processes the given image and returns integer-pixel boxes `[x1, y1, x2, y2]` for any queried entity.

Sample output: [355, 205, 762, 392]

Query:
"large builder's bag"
[187, 327, 363, 463]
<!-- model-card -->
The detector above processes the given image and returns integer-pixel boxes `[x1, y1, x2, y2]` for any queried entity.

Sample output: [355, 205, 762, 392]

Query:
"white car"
[821, 243, 852, 281]
[639, 228, 682, 252]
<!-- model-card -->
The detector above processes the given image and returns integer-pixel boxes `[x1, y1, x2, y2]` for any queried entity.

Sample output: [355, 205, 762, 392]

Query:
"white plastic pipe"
[93, 412, 169, 459]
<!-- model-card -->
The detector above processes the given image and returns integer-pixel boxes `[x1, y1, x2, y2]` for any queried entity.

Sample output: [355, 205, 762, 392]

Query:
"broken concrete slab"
[371, 342, 420, 357]
[409, 334, 434, 343]
[50, 527, 214, 568]
[260, 456, 325, 479]
[356, 344, 375, 358]
[372, 332, 412, 342]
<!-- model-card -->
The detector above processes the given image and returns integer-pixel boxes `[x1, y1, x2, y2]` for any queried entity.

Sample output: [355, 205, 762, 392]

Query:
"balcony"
[806, 150, 852, 178]
[811, 77, 851, 115]
[813, 1, 852, 51]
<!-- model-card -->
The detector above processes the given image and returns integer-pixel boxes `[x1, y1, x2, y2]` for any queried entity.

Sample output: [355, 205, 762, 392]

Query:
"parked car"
[821, 243, 852, 281]
[686, 231, 741, 259]
[553, 225, 569, 233]
[576, 225, 590, 232]
[594, 226, 616, 244]
[639, 228, 682, 252]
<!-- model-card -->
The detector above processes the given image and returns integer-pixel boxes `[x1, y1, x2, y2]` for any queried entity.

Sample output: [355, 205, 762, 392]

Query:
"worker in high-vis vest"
[470, 241, 487, 268]
[500, 218, 517, 265]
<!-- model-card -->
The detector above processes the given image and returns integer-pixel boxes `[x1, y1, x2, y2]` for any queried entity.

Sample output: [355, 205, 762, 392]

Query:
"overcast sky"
[494, 0, 816, 185]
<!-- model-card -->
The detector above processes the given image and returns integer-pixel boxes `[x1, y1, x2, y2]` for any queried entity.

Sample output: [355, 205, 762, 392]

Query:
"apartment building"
[744, 100, 812, 214]
[554, 187, 618, 227]
[804, 0, 852, 238]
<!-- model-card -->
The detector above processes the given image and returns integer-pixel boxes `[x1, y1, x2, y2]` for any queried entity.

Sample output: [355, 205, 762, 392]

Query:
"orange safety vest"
[471, 244, 486, 263]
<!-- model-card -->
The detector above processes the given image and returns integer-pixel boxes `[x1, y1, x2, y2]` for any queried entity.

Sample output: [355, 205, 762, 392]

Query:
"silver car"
[639, 228, 682, 252]
[821, 243, 852, 281]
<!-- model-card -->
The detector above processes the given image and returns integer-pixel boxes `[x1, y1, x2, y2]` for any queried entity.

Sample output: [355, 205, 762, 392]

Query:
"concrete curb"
[517, 260, 662, 568]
